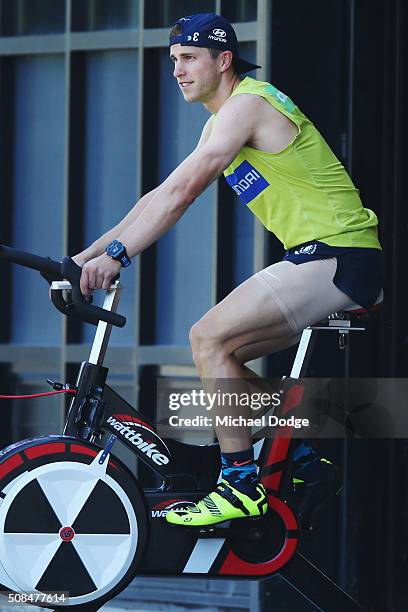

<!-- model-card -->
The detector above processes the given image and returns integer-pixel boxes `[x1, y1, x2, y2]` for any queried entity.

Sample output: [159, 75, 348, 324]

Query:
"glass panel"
[147, 49, 216, 345]
[237, 40, 258, 75]
[11, 55, 65, 344]
[11, 380, 63, 438]
[0, 61, 13, 344]
[145, 0, 215, 29]
[234, 41, 258, 284]
[72, 50, 139, 345]
[1, 0, 65, 36]
[0, 364, 18, 447]
[232, 195, 254, 286]
[216, 181, 254, 302]
[221, 0, 257, 22]
[71, 0, 139, 31]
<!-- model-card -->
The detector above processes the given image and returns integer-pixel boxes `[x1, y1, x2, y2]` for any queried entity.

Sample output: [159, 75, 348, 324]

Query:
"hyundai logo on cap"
[169, 13, 261, 74]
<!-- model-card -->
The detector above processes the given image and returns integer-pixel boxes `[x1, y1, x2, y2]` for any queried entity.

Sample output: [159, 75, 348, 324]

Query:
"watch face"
[108, 240, 124, 258]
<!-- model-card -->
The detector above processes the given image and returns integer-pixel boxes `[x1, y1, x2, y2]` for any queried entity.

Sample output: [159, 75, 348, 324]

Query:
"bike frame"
[0, 245, 364, 610]
[54, 279, 304, 577]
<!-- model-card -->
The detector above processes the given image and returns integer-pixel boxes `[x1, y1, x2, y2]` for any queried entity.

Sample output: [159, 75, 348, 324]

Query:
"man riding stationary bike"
[71, 13, 382, 530]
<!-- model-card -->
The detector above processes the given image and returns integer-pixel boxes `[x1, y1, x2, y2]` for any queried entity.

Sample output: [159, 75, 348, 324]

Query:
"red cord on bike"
[0, 390, 77, 399]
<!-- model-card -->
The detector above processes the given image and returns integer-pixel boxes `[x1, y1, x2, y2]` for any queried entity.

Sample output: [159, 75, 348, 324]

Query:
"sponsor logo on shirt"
[225, 160, 269, 204]
[266, 85, 296, 112]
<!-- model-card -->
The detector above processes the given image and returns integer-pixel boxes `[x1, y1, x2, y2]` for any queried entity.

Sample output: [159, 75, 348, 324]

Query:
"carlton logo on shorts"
[225, 160, 269, 204]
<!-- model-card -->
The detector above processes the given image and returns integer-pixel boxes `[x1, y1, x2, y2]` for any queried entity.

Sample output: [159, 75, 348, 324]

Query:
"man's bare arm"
[78, 98, 256, 295]
[112, 95, 256, 259]
[73, 116, 214, 265]
[73, 186, 161, 265]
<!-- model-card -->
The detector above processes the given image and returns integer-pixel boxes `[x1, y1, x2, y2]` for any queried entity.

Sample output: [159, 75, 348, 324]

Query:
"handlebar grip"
[61, 258, 126, 328]
[0, 244, 62, 277]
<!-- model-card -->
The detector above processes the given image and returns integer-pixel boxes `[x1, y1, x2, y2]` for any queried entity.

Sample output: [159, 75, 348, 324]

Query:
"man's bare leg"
[190, 284, 299, 452]
[190, 259, 353, 452]
[166, 260, 352, 526]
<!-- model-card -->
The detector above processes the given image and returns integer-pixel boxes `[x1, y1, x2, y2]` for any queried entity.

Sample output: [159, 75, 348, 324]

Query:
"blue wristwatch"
[105, 240, 131, 267]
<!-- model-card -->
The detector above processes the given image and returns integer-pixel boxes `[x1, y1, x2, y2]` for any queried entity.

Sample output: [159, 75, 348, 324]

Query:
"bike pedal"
[192, 515, 267, 537]
[297, 483, 343, 534]
[182, 520, 232, 537]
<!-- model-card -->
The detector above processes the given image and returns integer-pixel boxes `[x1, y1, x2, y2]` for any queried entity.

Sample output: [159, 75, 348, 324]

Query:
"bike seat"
[342, 289, 383, 317]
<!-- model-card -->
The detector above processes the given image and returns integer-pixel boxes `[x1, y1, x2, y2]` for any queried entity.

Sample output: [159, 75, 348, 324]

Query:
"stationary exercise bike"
[0, 245, 364, 611]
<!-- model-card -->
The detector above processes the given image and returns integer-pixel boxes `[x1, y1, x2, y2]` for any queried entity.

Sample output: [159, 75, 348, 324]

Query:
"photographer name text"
[168, 415, 309, 429]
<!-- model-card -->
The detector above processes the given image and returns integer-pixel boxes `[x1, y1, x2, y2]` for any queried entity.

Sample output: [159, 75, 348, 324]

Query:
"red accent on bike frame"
[71, 444, 98, 457]
[268, 434, 293, 466]
[113, 414, 156, 432]
[261, 385, 305, 494]
[24, 443, 66, 459]
[268, 494, 298, 530]
[217, 385, 303, 576]
[0, 454, 24, 480]
[344, 303, 382, 314]
[218, 538, 298, 576]
[281, 385, 305, 416]
[262, 471, 281, 491]
[218, 496, 298, 576]
[261, 436, 292, 493]
[71, 444, 119, 470]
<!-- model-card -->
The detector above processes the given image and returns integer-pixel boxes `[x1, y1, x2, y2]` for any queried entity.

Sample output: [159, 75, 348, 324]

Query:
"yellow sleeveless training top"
[223, 77, 381, 251]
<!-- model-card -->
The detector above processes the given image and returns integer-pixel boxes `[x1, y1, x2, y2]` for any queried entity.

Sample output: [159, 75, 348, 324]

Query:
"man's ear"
[219, 50, 234, 73]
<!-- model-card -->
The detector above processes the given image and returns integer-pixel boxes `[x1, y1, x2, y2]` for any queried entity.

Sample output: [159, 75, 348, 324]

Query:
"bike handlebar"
[0, 244, 62, 277]
[0, 244, 126, 328]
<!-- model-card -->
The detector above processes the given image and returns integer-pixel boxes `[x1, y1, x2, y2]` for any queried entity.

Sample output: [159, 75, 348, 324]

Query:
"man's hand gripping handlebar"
[0, 244, 126, 328]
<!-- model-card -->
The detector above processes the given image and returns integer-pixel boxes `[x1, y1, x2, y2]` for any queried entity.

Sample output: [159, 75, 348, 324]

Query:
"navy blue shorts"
[282, 241, 383, 309]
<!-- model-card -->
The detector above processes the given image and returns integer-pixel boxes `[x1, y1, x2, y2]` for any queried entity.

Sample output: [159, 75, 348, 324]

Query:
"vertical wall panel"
[71, 0, 139, 31]
[154, 49, 216, 345]
[0, 0, 66, 36]
[231, 42, 257, 285]
[11, 54, 65, 344]
[82, 50, 139, 345]
[232, 195, 254, 284]
[144, 0, 215, 28]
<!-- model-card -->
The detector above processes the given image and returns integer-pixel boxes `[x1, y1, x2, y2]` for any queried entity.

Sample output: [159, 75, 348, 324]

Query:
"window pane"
[145, 0, 215, 28]
[142, 49, 216, 345]
[1, 0, 65, 36]
[233, 41, 257, 286]
[10, 55, 65, 344]
[221, 0, 257, 22]
[11, 381, 63, 438]
[71, 0, 139, 31]
[69, 51, 139, 345]
[232, 194, 254, 286]
[238, 40, 259, 75]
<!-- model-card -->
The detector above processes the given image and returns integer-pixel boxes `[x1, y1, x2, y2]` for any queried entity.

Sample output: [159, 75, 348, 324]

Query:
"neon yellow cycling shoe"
[165, 481, 268, 527]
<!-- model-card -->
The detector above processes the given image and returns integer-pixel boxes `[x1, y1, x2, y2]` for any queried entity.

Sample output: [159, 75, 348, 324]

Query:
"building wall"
[0, 0, 260, 442]
[0, 1, 407, 610]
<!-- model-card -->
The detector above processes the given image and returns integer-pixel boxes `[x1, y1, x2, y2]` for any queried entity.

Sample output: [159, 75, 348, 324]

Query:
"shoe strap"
[214, 483, 250, 516]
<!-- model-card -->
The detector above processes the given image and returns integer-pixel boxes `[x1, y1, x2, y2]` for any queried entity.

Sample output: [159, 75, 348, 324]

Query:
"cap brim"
[234, 58, 261, 74]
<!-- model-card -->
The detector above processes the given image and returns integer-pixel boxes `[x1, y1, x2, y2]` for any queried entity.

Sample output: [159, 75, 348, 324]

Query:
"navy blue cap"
[169, 13, 261, 74]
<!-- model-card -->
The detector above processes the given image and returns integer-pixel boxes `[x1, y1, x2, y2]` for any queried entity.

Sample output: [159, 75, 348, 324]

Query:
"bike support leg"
[250, 326, 365, 612]
[251, 552, 364, 611]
